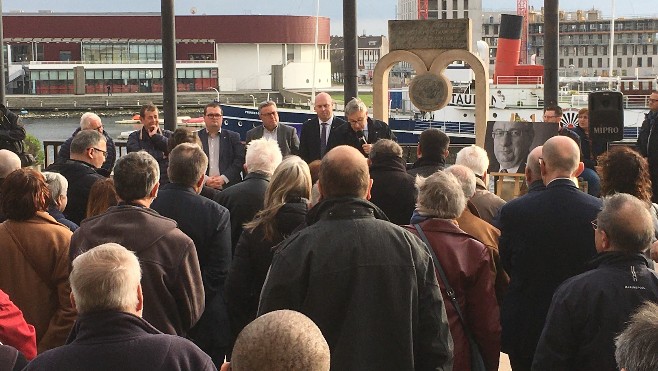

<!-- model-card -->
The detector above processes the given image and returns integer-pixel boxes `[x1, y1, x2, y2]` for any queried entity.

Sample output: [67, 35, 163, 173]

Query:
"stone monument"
[373, 19, 490, 147]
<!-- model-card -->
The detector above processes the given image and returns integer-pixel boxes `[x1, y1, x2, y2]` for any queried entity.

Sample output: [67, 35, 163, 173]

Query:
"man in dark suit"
[213, 138, 282, 253]
[150, 143, 232, 365]
[246, 101, 299, 157]
[197, 103, 245, 190]
[497, 135, 602, 371]
[299, 92, 345, 163]
[327, 97, 395, 157]
[491, 120, 533, 174]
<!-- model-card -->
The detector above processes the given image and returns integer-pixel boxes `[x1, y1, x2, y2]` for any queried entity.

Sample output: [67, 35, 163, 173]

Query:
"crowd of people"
[1, 91, 658, 371]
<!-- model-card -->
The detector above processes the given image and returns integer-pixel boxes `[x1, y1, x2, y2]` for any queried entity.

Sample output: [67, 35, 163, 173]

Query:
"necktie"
[500, 169, 508, 173]
[320, 122, 328, 156]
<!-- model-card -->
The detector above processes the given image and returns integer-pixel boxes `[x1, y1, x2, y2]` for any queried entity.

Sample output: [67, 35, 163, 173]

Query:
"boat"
[220, 14, 652, 146]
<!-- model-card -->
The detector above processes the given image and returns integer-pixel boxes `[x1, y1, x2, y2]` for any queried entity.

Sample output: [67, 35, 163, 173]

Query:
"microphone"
[356, 130, 367, 145]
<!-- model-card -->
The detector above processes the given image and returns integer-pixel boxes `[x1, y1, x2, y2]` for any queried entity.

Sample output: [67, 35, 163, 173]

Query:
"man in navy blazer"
[197, 103, 245, 190]
[246, 101, 299, 157]
[299, 92, 345, 163]
[497, 136, 602, 371]
[327, 97, 395, 157]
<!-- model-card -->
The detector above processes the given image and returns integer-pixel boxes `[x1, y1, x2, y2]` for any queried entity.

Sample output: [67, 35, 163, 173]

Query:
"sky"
[4, 0, 657, 36]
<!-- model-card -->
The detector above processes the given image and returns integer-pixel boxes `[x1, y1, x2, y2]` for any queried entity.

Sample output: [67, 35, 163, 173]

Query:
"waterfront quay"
[5, 90, 313, 114]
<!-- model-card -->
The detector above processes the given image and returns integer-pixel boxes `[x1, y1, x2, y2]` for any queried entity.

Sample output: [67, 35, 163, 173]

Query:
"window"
[588, 58, 593, 68]
[598, 58, 603, 68]
[638, 57, 643, 67]
[59, 51, 72, 61]
[649, 57, 653, 67]
[627, 57, 632, 67]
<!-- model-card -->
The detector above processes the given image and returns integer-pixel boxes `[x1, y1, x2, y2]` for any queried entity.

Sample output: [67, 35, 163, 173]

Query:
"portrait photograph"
[485, 121, 559, 174]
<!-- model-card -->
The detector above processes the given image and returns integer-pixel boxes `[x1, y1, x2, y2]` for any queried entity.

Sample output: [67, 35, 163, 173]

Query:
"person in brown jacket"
[69, 151, 204, 336]
[0, 169, 76, 353]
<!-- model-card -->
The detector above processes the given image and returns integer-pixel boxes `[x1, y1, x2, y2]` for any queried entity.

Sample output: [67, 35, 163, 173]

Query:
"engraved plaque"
[408, 72, 453, 111]
[389, 19, 471, 51]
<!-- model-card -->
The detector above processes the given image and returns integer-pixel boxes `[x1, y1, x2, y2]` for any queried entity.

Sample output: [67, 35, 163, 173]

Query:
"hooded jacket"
[69, 205, 204, 336]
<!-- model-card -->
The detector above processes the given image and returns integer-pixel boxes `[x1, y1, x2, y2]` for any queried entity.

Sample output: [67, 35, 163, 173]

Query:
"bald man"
[298, 92, 346, 163]
[259, 145, 453, 370]
[497, 136, 602, 370]
[524, 145, 545, 193]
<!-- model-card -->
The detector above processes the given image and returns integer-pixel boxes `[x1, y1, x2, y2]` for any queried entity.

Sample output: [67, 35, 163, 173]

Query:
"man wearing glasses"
[46, 130, 106, 225]
[197, 103, 245, 189]
[327, 97, 395, 157]
[491, 120, 534, 173]
[637, 91, 658, 202]
[56, 112, 116, 176]
[246, 101, 299, 157]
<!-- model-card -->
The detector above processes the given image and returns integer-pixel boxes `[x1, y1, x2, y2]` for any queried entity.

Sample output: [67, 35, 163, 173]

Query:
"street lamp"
[208, 87, 220, 102]
[249, 94, 256, 107]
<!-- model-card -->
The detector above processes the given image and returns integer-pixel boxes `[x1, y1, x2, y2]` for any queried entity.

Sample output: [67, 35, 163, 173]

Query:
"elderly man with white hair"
[455, 145, 506, 224]
[404, 170, 501, 371]
[56, 112, 116, 176]
[213, 138, 283, 253]
[25, 243, 214, 371]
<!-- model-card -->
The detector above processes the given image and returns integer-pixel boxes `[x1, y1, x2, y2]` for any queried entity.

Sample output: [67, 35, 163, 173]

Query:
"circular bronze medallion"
[408, 72, 453, 111]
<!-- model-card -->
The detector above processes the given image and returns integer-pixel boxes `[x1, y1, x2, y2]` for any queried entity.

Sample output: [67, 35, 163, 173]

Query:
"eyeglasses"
[92, 147, 107, 158]
[492, 129, 527, 138]
[349, 117, 367, 125]
[206, 113, 222, 118]
[591, 219, 598, 230]
[260, 111, 277, 117]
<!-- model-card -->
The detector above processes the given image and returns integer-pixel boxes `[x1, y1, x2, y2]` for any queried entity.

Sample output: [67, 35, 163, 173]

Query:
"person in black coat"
[150, 143, 232, 366]
[326, 97, 395, 157]
[56, 112, 117, 177]
[299, 92, 346, 163]
[126, 104, 172, 184]
[25, 243, 215, 371]
[45, 130, 105, 225]
[224, 156, 311, 351]
[636, 91, 658, 202]
[497, 136, 602, 371]
[533, 193, 658, 370]
[213, 138, 283, 253]
[258, 146, 452, 370]
[368, 139, 416, 225]
[407, 128, 449, 177]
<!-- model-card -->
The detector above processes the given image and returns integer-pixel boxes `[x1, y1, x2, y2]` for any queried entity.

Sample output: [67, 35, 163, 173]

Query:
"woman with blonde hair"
[225, 155, 311, 344]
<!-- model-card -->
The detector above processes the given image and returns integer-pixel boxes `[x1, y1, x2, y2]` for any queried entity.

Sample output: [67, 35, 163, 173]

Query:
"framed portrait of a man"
[485, 121, 559, 174]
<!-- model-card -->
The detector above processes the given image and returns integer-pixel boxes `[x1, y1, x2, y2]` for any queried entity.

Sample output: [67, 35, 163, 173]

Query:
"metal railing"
[43, 140, 128, 168]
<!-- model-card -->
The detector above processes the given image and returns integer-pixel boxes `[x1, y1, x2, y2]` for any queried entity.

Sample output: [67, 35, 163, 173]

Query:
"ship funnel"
[493, 14, 544, 85]
[494, 14, 523, 83]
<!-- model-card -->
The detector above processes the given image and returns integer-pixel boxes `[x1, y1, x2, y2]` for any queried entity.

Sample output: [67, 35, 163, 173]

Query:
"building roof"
[2, 13, 331, 44]
[331, 35, 386, 49]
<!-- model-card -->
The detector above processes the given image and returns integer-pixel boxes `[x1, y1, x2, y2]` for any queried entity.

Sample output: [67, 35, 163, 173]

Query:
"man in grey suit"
[246, 101, 299, 157]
